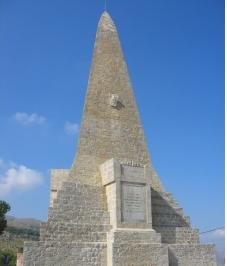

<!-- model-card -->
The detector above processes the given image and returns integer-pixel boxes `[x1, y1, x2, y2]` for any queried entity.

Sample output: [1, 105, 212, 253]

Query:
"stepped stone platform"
[22, 11, 217, 266]
[24, 183, 109, 266]
[23, 181, 216, 266]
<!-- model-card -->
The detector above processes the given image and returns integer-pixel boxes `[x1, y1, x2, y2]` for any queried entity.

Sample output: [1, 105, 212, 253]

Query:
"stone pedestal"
[100, 158, 152, 229]
[100, 158, 167, 266]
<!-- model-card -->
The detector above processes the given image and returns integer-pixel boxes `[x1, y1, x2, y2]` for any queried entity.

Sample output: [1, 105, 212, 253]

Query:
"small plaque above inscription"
[121, 182, 146, 223]
[121, 165, 145, 182]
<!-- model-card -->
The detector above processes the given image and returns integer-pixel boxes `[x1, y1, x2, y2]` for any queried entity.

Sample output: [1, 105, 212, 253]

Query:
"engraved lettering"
[121, 182, 146, 222]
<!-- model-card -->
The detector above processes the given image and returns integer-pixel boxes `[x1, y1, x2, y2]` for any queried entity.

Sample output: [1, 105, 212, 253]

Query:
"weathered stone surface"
[16, 253, 24, 266]
[24, 241, 107, 266]
[168, 244, 217, 266]
[70, 11, 163, 191]
[24, 183, 110, 265]
[111, 243, 169, 266]
[22, 11, 217, 266]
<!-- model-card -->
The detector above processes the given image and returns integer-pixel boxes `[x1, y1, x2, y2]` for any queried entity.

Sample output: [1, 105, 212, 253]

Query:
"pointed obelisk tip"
[98, 11, 116, 32]
[101, 11, 111, 18]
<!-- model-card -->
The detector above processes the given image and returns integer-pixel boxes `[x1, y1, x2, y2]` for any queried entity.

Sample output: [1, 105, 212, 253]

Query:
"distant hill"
[6, 215, 41, 230]
[0, 216, 41, 265]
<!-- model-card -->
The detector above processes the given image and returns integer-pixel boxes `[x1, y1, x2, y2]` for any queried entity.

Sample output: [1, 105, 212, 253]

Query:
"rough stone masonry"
[22, 12, 217, 266]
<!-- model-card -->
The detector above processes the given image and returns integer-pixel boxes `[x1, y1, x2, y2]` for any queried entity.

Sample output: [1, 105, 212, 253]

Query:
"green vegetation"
[0, 201, 10, 236]
[0, 250, 16, 266]
[5, 226, 39, 240]
[0, 226, 39, 266]
[0, 211, 40, 266]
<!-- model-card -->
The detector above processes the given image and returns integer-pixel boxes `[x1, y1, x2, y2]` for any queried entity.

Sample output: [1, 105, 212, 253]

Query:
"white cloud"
[213, 228, 225, 238]
[200, 228, 225, 243]
[0, 160, 43, 195]
[64, 121, 79, 135]
[200, 228, 225, 265]
[13, 112, 46, 126]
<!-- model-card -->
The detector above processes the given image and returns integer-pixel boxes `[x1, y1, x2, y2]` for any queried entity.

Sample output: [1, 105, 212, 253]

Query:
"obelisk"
[22, 12, 217, 266]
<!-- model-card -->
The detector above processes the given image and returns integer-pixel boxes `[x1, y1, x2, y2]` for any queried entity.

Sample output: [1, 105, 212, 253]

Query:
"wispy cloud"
[13, 112, 46, 126]
[200, 228, 225, 243]
[64, 121, 79, 135]
[0, 159, 43, 195]
[200, 228, 225, 265]
[213, 228, 225, 238]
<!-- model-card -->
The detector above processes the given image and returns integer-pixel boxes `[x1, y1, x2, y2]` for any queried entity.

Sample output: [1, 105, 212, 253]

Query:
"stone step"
[152, 204, 184, 216]
[49, 209, 110, 216]
[42, 222, 112, 233]
[59, 186, 106, 197]
[48, 215, 110, 224]
[50, 206, 108, 214]
[168, 244, 217, 266]
[55, 194, 107, 204]
[48, 209, 110, 220]
[40, 231, 108, 242]
[153, 226, 199, 244]
[152, 214, 189, 227]
[152, 191, 181, 207]
[109, 230, 161, 244]
[152, 197, 180, 208]
[53, 201, 107, 210]
[40, 223, 112, 242]
[58, 182, 105, 190]
[111, 243, 168, 266]
[56, 195, 106, 203]
[23, 241, 107, 266]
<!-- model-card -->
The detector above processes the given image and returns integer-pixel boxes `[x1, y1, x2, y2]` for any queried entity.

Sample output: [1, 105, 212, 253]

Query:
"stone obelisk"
[22, 12, 217, 266]
[70, 12, 162, 190]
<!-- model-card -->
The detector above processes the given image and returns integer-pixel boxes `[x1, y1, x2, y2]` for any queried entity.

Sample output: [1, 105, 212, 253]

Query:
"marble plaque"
[121, 182, 146, 223]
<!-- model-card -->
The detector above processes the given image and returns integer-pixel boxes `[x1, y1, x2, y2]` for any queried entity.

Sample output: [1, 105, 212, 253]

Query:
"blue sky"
[0, 0, 224, 237]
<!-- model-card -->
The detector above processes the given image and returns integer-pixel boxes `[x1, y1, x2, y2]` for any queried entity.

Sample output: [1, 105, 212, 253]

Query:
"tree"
[0, 250, 16, 266]
[0, 201, 10, 235]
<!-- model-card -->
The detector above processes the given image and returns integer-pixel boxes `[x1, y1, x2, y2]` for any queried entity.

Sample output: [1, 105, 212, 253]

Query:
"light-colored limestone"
[49, 169, 70, 207]
[100, 158, 152, 229]
[22, 11, 217, 266]
[16, 253, 24, 266]
[70, 11, 164, 190]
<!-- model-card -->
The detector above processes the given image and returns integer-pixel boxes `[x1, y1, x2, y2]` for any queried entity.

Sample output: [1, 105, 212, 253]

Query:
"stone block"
[168, 244, 217, 266]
